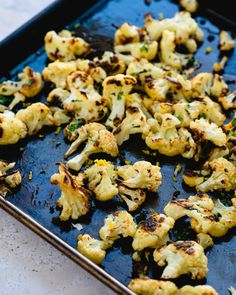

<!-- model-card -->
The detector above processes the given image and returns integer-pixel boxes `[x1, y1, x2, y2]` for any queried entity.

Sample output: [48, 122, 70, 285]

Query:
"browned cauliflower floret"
[50, 164, 91, 221]
[183, 157, 236, 192]
[143, 115, 196, 158]
[114, 22, 147, 46]
[128, 278, 178, 295]
[220, 30, 235, 51]
[0, 67, 43, 109]
[103, 74, 137, 130]
[196, 233, 213, 249]
[50, 106, 71, 126]
[75, 59, 107, 84]
[63, 71, 108, 122]
[190, 119, 226, 147]
[99, 210, 137, 247]
[132, 213, 175, 251]
[94, 51, 126, 75]
[153, 241, 208, 279]
[45, 30, 91, 61]
[113, 93, 149, 145]
[16, 102, 54, 136]
[77, 234, 108, 265]
[118, 184, 146, 212]
[0, 160, 22, 197]
[42, 60, 76, 88]
[164, 193, 236, 237]
[117, 161, 162, 192]
[65, 123, 118, 171]
[144, 11, 203, 49]
[83, 159, 118, 201]
[180, 0, 198, 13]
[0, 111, 27, 145]
[179, 285, 218, 295]
[219, 91, 236, 110]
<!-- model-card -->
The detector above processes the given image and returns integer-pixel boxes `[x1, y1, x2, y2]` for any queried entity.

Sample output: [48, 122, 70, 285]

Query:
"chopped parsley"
[187, 57, 196, 67]
[0, 95, 12, 106]
[158, 12, 164, 20]
[130, 72, 140, 77]
[28, 78, 35, 86]
[67, 119, 85, 137]
[232, 117, 236, 127]
[140, 42, 150, 53]
[86, 134, 96, 142]
[117, 91, 124, 101]
[199, 113, 207, 119]
[177, 115, 183, 122]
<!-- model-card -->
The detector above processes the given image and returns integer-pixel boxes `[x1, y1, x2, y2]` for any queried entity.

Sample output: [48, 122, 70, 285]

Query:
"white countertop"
[0, 1, 114, 294]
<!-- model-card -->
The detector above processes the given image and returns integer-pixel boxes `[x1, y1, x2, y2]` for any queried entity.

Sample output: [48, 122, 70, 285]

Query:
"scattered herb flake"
[140, 42, 150, 53]
[232, 117, 236, 127]
[158, 12, 164, 20]
[199, 113, 207, 119]
[55, 126, 61, 135]
[117, 91, 124, 101]
[56, 142, 61, 147]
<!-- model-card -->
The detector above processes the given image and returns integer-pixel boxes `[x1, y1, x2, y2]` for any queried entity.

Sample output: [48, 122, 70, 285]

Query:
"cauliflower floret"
[115, 41, 158, 61]
[50, 164, 91, 221]
[63, 71, 108, 122]
[191, 73, 213, 97]
[16, 102, 54, 136]
[0, 67, 43, 110]
[153, 241, 208, 279]
[213, 56, 228, 73]
[179, 285, 218, 295]
[180, 0, 198, 13]
[190, 119, 226, 147]
[128, 278, 178, 295]
[143, 115, 196, 158]
[117, 161, 162, 192]
[0, 160, 22, 197]
[42, 60, 76, 88]
[75, 59, 107, 84]
[183, 157, 236, 192]
[44, 30, 91, 61]
[220, 30, 235, 51]
[218, 91, 236, 110]
[99, 210, 137, 247]
[210, 74, 229, 98]
[196, 233, 213, 249]
[103, 74, 137, 129]
[94, 51, 126, 75]
[83, 159, 118, 201]
[160, 30, 190, 69]
[77, 234, 107, 264]
[132, 213, 175, 251]
[0, 111, 27, 145]
[114, 22, 147, 45]
[50, 106, 71, 126]
[144, 11, 203, 47]
[118, 184, 146, 212]
[47, 88, 70, 106]
[65, 123, 118, 171]
[113, 104, 147, 146]
[164, 193, 236, 237]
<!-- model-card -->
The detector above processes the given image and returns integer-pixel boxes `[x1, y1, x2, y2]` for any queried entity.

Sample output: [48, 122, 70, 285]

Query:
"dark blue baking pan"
[0, 0, 236, 294]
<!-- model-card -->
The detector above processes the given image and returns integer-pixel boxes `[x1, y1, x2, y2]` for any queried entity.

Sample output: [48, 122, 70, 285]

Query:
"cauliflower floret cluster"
[77, 234, 108, 265]
[16, 102, 54, 136]
[180, 0, 198, 13]
[220, 30, 235, 51]
[0, 111, 27, 145]
[83, 159, 118, 201]
[0, 160, 22, 197]
[183, 157, 236, 192]
[45, 30, 91, 61]
[94, 51, 126, 76]
[153, 240, 208, 279]
[132, 213, 175, 251]
[0, 67, 43, 109]
[99, 210, 137, 247]
[50, 164, 91, 221]
[65, 122, 119, 171]
[164, 193, 236, 237]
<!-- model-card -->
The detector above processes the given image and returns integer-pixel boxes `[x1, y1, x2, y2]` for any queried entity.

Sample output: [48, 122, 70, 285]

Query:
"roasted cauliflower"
[63, 71, 108, 122]
[128, 278, 178, 295]
[99, 210, 136, 247]
[117, 161, 162, 192]
[180, 0, 198, 13]
[153, 240, 208, 279]
[65, 123, 118, 171]
[220, 30, 235, 51]
[0, 111, 27, 145]
[179, 285, 218, 295]
[16, 102, 54, 136]
[0, 67, 43, 109]
[94, 51, 126, 76]
[183, 157, 236, 192]
[77, 234, 108, 264]
[51, 164, 91, 221]
[45, 30, 91, 61]
[103, 74, 137, 129]
[118, 184, 146, 212]
[132, 213, 175, 251]
[196, 233, 213, 249]
[83, 159, 118, 201]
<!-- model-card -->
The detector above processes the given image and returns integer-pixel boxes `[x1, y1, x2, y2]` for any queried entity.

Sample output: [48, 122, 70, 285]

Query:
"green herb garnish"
[28, 79, 35, 86]
[232, 117, 236, 127]
[130, 72, 140, 77]
[67, 119, 85, 137]
[199, 113, 207, 119]
[140, 42, 150, 53]
[0, 95, 12, 106]
[117, 91, 124, 101]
